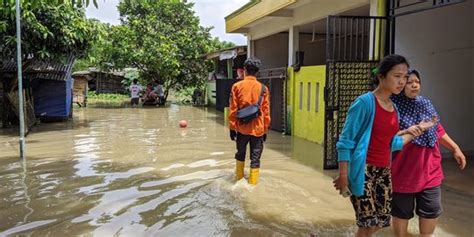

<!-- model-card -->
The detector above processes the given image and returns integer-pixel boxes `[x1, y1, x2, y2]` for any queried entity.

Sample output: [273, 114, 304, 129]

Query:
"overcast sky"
[86, 0, 248, 45]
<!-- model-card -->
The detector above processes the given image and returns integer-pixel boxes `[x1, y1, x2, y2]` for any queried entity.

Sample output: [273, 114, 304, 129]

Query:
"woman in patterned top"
[391, 70, 467, 237]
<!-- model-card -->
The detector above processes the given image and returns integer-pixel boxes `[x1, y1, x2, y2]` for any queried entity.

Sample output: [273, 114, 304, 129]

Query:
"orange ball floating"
[179, 120, 187, 128]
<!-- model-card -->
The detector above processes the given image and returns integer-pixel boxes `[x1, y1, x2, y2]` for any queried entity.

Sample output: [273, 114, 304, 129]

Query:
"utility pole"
[16, 0, 26, 159]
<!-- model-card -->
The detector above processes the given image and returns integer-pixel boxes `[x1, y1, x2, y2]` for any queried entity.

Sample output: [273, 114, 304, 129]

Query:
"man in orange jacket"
[228, 58, 271, 185]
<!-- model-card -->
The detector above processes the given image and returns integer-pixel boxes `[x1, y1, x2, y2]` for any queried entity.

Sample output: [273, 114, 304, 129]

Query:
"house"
[1, 56, 75, 129]
[86, 68, 126, 94]
[205, 45, 247, 110]
[226, 0, 473, 168]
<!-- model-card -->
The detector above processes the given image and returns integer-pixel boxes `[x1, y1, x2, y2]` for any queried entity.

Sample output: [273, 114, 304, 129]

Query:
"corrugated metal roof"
[205, 45, 247, 60]
[1, 55, 75, 81]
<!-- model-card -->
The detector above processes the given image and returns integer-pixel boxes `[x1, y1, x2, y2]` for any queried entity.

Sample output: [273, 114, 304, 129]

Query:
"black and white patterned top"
[391, 94, 439, 148]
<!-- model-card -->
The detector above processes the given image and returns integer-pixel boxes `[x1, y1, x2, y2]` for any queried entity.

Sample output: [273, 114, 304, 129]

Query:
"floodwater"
[0, 105, 472, 236]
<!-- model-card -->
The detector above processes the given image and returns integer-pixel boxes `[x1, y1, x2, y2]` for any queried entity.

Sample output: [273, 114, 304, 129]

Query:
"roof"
[225, 0, 297, 33]
[72, 68, 127, 78]
[205, 45, 247, 60]
[71, 70, 90, 76]
[225, 0, 261, 21]
[71, 71, 93, 81]
[1, 55, 75, 81]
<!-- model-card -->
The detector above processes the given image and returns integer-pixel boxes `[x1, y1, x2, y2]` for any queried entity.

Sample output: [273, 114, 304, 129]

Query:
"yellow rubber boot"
[235, 160, 245, 181]
[248, 168, 260, 185]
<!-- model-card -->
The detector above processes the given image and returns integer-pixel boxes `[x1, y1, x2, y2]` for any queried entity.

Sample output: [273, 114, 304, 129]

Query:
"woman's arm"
[334, 161, 349, 192]
[392, 119, 438, 150]
[392, 125, 423, 151]
[440, 133, 467, 170]
[336, 98, 368, 162]
[334, 98, 367, 191]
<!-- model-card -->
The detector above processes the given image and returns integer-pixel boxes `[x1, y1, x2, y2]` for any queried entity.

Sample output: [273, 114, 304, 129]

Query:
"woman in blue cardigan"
[333, 55, 436, 237]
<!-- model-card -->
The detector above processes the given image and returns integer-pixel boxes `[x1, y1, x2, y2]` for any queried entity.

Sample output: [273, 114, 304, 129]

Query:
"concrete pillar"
[288, 26, 299, 66]
[369, 0, 386, 59]
[226, 59, 233, 79]
[247, 35, 255, 58]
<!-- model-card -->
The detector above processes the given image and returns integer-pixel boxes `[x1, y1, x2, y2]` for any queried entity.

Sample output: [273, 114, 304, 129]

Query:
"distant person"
[142, 83, 158, 104]
[390, 70, 467, 237]
[129, 79, 142, 107]
[192, 88, 202, 105]
[333, 55, 436, 237]
[228, 58, 270, 185]
[236, 68, 244, 80]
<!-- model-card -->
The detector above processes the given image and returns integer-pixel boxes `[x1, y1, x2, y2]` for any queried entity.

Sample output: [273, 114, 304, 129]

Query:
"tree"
[1, 2, 99, 61]
[0, 0, 98, 12]
[209, 37, 236, 51]
[99, 0, 215, 101]
[72, 20, 110, 71]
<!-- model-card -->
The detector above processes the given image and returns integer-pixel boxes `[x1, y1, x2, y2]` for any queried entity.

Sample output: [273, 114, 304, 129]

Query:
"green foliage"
[0, 1, 100, 61]
[172, 86, 196, 104]
[72, 20, 110, 71]
[98, 0, 215, 102]
[86, 91, 129, 107]
[0, 0, 98, 12]
[209, 37, 236, 51]
[121, 68, 141, 90]
[87, 91, 128, 101]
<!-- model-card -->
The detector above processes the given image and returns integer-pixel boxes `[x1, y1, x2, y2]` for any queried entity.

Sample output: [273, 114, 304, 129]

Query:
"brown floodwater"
[0, 105, 472, 236]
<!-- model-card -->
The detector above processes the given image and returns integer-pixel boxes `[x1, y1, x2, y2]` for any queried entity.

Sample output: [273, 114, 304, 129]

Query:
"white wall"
[254, 33, 289, 69]
[299, 34, 326, 66]
[247, 0, 369, 40]
[395, 1, 473, 153]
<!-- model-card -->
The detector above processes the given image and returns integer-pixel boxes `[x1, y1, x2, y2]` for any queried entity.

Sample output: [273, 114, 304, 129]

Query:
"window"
[315, 82, 320, 112]
[299, 82, 303, 110]
[307, 82, 311, 111]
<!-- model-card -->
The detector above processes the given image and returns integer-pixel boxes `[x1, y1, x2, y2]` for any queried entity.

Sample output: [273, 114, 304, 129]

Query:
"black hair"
[244, 58, 261, 76]
[372, 54, 410, 86]
[408, 69, 421, 82]
[245, 65, 259, 75]
[133, 79, 138, 84]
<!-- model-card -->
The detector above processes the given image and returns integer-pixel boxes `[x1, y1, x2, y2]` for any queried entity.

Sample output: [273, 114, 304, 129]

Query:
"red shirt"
[366, 98, 400, 167]
[391, 124, 446, 193]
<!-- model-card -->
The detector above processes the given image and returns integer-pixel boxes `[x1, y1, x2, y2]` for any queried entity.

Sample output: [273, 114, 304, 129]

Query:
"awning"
[219, 50, 238, 60]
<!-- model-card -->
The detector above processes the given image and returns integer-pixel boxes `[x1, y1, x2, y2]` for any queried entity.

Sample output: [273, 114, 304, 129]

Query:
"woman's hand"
[453, 148, 467, 170]
[405, 125, 424, 137]
[404, 116, 439, 137]
[333, 175, 349, 192]
[418, 116, 439, 131]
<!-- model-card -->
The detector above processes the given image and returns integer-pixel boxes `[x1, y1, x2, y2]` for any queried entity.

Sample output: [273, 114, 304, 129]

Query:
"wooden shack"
[87, 68, 126, 94]
[1, 56, 75, 130]
[71, 71, 90, 107]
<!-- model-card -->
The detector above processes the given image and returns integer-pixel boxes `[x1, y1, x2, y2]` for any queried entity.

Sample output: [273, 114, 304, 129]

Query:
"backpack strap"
[257, 83, 266, 106]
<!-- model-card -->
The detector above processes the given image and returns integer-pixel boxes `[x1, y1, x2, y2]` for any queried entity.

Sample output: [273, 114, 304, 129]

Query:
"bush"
[86, 92, 129, 107]
[172, 87, 195, 104]
[87, 91, 129, 101]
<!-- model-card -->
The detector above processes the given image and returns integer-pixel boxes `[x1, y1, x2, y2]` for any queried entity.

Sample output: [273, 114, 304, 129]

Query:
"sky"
[86, 0, 248, 45]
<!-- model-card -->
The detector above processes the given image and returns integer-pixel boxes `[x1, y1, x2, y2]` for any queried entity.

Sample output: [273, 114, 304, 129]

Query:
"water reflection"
[0, 106, 472, 236]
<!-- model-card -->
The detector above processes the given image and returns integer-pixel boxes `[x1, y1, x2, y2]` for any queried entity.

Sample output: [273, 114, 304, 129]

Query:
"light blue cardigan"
[336, 92, 404, 197]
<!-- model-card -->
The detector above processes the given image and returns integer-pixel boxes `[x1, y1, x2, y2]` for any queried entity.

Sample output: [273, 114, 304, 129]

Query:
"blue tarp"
[32, 78, 72, 119]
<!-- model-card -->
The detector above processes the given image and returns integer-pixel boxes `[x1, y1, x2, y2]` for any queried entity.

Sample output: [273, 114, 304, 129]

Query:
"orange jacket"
[229, 76, 271, 136]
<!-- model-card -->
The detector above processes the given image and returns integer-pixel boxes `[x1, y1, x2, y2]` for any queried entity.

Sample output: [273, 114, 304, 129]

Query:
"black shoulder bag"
[236, 83, 266, 124]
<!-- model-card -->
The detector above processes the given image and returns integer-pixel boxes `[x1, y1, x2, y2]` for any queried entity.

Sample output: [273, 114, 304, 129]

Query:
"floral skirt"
[350, 165, 392, 228]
